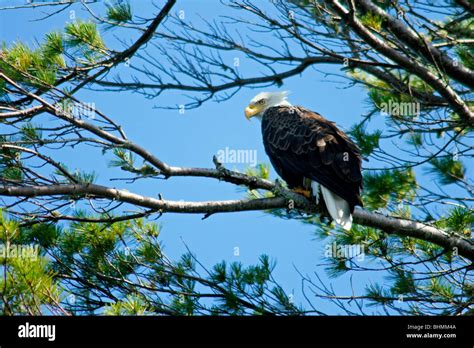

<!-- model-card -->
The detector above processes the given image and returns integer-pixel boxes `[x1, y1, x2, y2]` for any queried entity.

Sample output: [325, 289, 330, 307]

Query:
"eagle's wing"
[262, 106, 363, 211]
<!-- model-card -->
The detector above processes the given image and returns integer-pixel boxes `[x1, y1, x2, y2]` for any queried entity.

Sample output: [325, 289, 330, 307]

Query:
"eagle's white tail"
[311, 181, 353, 230]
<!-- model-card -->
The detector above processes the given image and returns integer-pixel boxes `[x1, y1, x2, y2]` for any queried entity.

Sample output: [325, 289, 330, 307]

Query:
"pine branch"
[1, 69, 472, 261]
[327, 0, 474, 125]
[0, 181, 472, 262]
[357, 0, 474, 88]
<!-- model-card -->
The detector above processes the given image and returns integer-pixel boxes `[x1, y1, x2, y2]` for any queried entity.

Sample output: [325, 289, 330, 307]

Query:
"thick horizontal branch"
[353, 208, 473, 262]
[2, 71, 472, 261]
[0, 183, 472, 262]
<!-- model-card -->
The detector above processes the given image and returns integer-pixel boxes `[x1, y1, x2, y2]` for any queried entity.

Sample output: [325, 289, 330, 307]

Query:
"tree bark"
[1, 182, 472, 262]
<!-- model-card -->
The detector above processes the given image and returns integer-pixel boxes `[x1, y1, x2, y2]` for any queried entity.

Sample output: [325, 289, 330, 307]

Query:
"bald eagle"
[245, 91, 363, 230]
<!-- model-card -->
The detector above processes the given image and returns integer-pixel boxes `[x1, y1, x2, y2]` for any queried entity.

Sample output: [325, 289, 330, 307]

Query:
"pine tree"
[0, 0, 472, 315]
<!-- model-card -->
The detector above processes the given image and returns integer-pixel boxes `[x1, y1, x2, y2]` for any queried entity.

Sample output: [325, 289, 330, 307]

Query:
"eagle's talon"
[292, 187, 312, 199]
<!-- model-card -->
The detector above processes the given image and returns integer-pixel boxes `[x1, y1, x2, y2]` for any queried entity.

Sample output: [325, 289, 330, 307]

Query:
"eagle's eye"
[257, 99, 266, 105]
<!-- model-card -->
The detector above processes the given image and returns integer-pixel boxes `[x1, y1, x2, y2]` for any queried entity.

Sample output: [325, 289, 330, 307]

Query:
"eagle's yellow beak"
[245, 105, 262, 120]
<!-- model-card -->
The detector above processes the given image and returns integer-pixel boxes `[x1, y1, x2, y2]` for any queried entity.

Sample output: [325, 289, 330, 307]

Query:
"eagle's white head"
[245, 91, 292, 120]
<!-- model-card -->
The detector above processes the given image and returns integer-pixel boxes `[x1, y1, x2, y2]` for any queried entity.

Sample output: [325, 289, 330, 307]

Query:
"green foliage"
[42, 32, 66, 68]
[0, 255, 62, 315]
[109, 148, 158, 176]
[64, 20, 106, 63]
[390, 269, 416, 295]
[44, 31, 64, 55]
[2, 213, 304, 315]
[110, 148, 136, 169]
[349, 71, 432, 121]
[0, 19, 107, 89]
[427, 157, 465, 185]
[363, 169, 417, 209]
[106, 1, 132, 23]
[72, 170, 97, 184]
[65, 20, 105, 50]
[446, 207, 473, 236]
[0, 166, 22, 181]
[435, 206, 473, 236]
[20, 123, 42, 142]
[365, 269, 419, 309]
[0, 36, 65, 86]
[360, 11, 384, 31]
[3, 42, 39, 71]
[244, 164, 274, 201]
[349, 123, 381, 156]
[428, 278, 455, 301]
[104, 294, 149, 315]
[0, 211, 20, 240]
[406, 132, 423, 147]
[245, 163, 270, 180]
[456, 45, 474, 70]
[0, 139, 23, 181]
[412, 236, 440, 255]
[0, 77, 6, 97]
[392, 204, 411, 219]
[55, 97, 74, 116]
[444, 17, 474, 39]
[0, 43, 43, 84]
[54, 164, 97, 184]
[369, 89, 418, 119]
[325, 257, 350, 278]
[24, 223, 60, 249]
[365, 283, 393, 306]
[0, 0, 471, 317]
[0, 212, 63, 315]
[336, 224, 381, 247]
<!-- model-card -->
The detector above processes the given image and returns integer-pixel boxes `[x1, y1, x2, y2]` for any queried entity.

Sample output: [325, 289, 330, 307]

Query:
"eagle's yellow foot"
[292, 187, 312, 199]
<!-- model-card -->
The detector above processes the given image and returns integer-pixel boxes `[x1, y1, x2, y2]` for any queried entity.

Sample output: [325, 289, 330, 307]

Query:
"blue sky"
[2, 0, 461, 314]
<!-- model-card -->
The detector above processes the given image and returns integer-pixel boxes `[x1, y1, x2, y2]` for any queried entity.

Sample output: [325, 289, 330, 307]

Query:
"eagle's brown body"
[261, 106, 363, 212]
